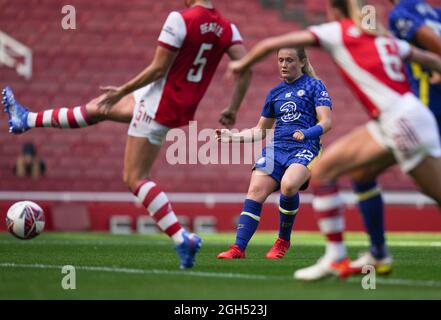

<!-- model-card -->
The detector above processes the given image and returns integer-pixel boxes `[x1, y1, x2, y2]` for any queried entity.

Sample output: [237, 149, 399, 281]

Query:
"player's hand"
[293, 130, 305, 141]
[98, 86, 125, 113]
[219, 108, 237, 127]
[215, 128, 233, 143]
[430, 71, 441, 85]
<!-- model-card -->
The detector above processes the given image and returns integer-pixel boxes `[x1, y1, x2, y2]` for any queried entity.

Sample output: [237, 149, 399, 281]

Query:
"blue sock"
[352, 181, 387, 259]
[279, 193, 299, 241]
[235, 199, 263, 251]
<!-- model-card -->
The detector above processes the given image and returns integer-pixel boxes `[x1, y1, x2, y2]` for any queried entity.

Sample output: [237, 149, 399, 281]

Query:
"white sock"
[325, 242, 347, 261]
[172, 229, 185, 245]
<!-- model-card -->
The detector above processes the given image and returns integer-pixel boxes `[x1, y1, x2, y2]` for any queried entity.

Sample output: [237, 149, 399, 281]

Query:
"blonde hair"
[297, 47, 319, 79]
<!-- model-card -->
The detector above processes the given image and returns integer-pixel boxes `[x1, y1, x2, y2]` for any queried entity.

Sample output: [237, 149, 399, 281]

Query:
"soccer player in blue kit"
[349, 0, 441, 274]
[216, 47, 333, 259]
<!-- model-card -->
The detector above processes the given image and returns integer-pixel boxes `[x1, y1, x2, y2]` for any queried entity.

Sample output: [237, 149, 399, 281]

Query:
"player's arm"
[293, 106, 332, 141]
[98, 46, 178, 111]
[219, 44, 252, 127]
[406, 46, 441, 75]
[227, 30, 316, 77]
[413, 26, 441, 83]
[414, 25, 441, 56]
[216, 116, 275, 143]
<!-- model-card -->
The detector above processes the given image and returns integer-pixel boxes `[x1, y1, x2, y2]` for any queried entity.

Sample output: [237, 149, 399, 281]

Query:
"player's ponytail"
[296, 47, 319, 80]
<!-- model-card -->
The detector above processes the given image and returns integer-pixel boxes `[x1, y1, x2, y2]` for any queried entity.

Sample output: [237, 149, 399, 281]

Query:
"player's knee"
[280, 180, 300, 196]
[123, 172, 138, 192]
[247, 185, 268, 202]
[124, 169, 151, 193]
[122, 171, 132, 190]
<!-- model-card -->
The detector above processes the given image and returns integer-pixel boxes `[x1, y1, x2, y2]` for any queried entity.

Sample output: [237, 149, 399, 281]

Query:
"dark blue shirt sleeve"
[389, 7, 425, 41]
[260, 92, 275, 118]
[313, 81, 332, 108]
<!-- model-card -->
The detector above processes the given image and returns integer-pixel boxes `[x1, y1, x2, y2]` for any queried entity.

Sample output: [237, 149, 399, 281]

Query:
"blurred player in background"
[216, 47, 332, 259]
[348, 0, 441, 275]
[2, 0, 252, 269]
[228, 0, 441, 280]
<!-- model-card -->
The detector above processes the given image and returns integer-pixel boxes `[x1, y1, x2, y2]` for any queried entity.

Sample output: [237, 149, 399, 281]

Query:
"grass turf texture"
[0, 232, 440, 299]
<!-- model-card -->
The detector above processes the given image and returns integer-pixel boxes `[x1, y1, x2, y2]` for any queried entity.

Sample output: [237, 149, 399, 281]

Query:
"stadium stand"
[1, 0, 439, 232]
[0, 0, 416, 193]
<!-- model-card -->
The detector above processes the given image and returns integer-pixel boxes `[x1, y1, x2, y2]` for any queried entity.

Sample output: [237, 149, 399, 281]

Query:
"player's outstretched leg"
[2, 87, 30, 134]
[2, 86, 134, 134]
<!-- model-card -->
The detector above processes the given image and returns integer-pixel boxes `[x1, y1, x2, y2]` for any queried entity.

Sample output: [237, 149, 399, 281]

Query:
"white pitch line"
[347, 277, 441, 288]
[1, 239, 441, 247]
[0, 240, 170, 246]
[1, 262, 441, 289]
[0, 262, 282, 281]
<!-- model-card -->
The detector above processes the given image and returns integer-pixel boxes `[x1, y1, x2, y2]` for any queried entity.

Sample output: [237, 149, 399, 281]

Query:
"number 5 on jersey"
[187, 43, 213, 83]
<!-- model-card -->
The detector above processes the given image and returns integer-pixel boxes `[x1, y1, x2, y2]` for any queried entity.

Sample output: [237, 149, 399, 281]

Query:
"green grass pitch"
[0, 232, 440, 299]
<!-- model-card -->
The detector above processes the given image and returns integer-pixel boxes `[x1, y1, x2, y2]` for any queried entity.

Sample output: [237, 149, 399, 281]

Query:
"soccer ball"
[6, 201, 45, 240]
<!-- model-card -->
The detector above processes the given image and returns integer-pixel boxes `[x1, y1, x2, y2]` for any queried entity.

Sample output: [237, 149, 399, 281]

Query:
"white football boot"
[294, 256, 351, 281]
[349, 251, 393, 275]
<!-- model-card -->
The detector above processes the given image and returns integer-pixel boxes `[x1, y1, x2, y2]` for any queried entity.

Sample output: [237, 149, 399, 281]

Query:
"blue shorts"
[254, 144, 321, 186]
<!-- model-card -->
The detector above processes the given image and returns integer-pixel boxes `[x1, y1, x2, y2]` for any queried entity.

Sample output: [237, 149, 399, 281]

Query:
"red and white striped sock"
[27, 106, 94, 128]
[312, 184, 347, 261]
[134, 179, 185, 244]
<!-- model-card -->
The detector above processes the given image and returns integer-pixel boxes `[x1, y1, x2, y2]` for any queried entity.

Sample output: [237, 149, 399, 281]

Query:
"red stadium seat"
[0, 0, 419, 192]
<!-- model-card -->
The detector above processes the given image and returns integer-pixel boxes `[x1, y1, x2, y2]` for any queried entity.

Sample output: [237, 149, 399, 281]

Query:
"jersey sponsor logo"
[396, 18, 413, 38]
[163, 26, 176, 37]
[320, 91, 329, 97]
[296, 90, 305, 97]
[280, 101, 301, 122]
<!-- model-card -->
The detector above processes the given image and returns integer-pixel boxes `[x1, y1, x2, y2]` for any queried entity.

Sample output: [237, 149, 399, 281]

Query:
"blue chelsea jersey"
[261, 74, 332, 150]
[389, 0, 441, 115]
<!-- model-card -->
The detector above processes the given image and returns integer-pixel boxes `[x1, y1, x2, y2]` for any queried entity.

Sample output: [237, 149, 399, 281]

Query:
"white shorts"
[366, 93, 441, 173]
[127, 88, 170, 146]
